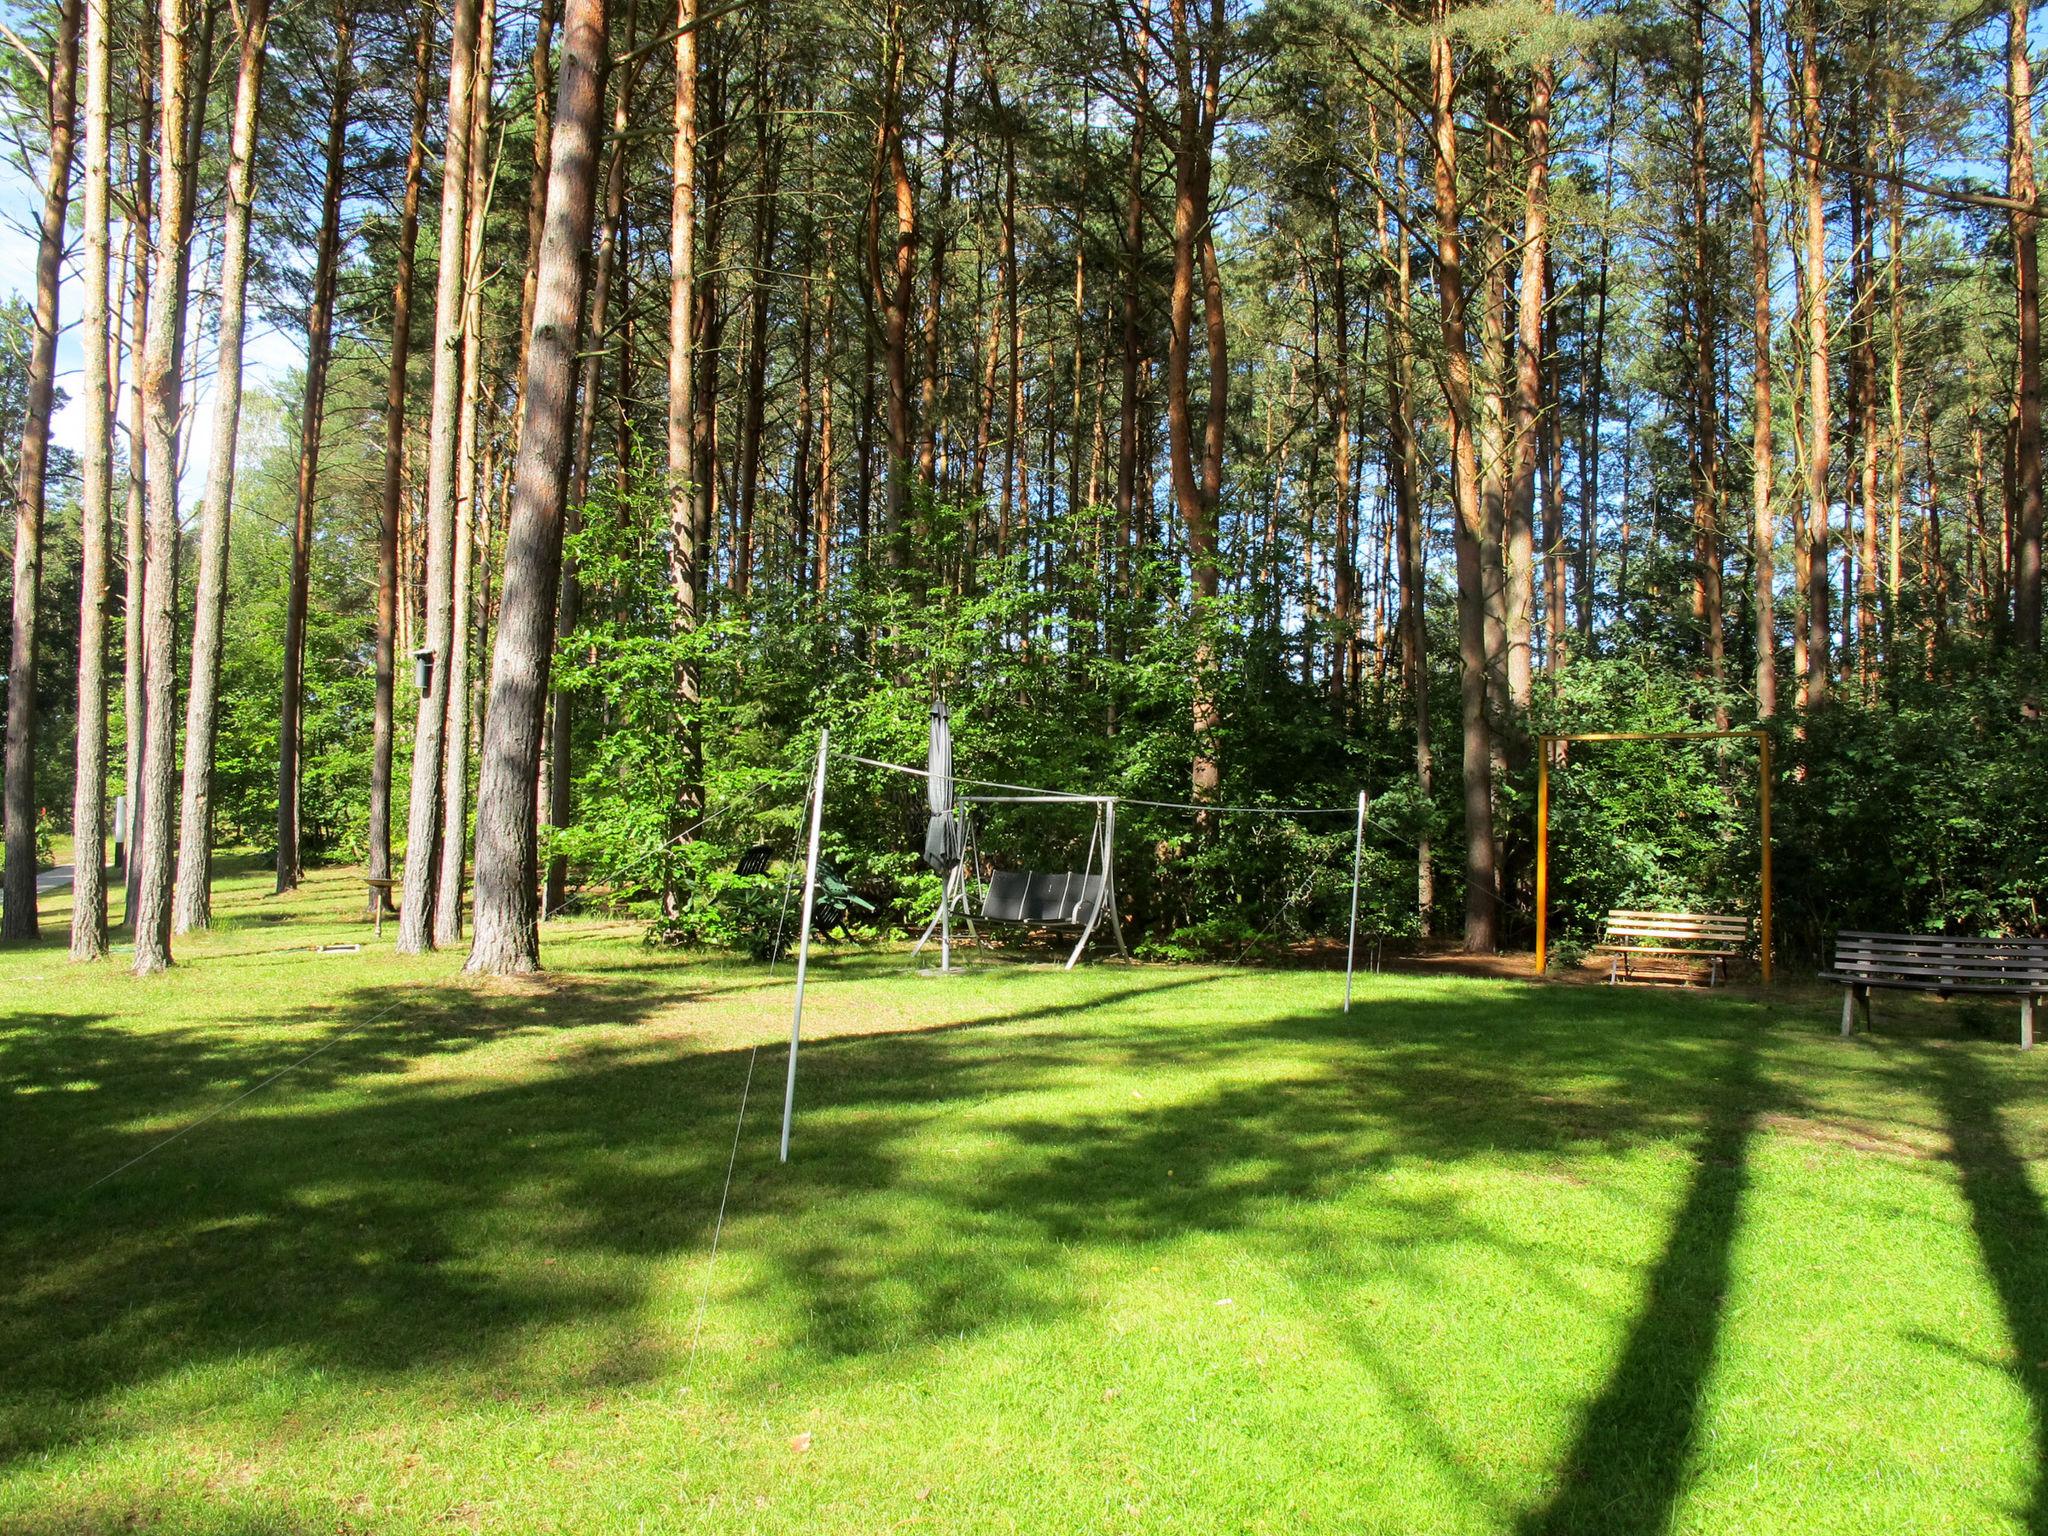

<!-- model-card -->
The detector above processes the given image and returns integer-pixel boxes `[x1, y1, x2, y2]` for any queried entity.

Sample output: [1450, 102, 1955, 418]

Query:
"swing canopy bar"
[843, 753, 1354, 816]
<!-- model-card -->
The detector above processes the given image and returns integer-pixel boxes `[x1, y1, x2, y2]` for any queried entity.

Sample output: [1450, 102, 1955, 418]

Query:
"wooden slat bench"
[1820, 931, 2048, 1048]
[1593, 909, 1752, 986]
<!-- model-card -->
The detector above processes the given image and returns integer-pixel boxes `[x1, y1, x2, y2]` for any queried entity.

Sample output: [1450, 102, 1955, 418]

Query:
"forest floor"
[3, 857, 2046, 1534]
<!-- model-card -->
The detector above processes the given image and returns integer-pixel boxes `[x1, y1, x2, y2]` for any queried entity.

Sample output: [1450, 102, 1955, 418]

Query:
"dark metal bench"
[1821, 931, 2048, 1048]
[1593, 909, 1752, 986]
[982, 870, 1106, 926]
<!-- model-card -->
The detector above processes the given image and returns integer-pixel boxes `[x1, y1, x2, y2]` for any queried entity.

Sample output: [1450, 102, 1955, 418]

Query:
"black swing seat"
[982, 870, 1106, 927]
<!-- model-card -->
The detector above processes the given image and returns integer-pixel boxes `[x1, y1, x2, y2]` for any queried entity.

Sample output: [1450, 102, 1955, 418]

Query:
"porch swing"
[909, 703, 1128, 969]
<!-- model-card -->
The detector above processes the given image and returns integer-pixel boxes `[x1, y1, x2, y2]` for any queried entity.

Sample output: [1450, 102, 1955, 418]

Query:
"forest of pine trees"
[2, 0, 2046, 975]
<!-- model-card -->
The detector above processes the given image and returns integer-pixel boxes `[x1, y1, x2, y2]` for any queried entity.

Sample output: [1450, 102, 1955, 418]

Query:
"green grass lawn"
[4, 860, 2046, 1533]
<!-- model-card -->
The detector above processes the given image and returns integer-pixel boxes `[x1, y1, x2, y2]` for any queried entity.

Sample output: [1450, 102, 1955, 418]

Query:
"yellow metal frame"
[1533, 729, 1773, 983]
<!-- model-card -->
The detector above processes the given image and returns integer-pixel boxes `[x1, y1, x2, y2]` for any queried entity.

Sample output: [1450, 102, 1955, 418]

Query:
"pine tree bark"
[867, 1, 916, 566]
[2011, 0, 2042, 649]
[1163, 0, 1225, 811]
[370, 10, 432, 909]
[734, 60, 780, 596]
[121, 118, 149, 910]
[1381, 127, 1432, 930]
[1509, 28, 1551, 706]
[546, 0, 633, 916]
[1688, 0, 1725, 724]
[172, 0, 269, 931]
[130, 0, 200, 974]
[466, 0, 608, 975]
[434, 0, 495, 947]
[276, 7, 350, 896]
[665, 0, 703, 859]
[1799, 7, 1832, 705]
[1748, 0, 1776, 715]
[1115, 27, 1148, 609]
[918, 31, 958, 490]
[1430, 19, 1499, 953]
[397, 0, 483, 952]
[3, 0, 81, 942]
[1329, 194, 1355, 714]
[513, 0, 561, 438]
[71, 0, 115, 960]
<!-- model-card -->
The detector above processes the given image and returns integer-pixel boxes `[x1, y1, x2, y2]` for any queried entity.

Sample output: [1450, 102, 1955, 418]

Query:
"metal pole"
[779, 727, 830, 1163]
[1534, 741, 1551, 975]
[1344, 789, 1367, 1013]
[1758, 732, 1773, 984]
[940, 826, 952, 972]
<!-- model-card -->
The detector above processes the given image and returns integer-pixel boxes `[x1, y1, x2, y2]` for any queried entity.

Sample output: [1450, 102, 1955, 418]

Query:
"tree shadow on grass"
[1932, 1046, 2048, 1535]
[3, 957, 1778, 1520]
[1512, 1025, 1762, 1535]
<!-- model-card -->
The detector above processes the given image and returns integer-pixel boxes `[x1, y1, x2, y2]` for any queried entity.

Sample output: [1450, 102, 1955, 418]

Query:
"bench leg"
[2023, 995, 2036, 1051]
[1841, 987, 1855, 1037]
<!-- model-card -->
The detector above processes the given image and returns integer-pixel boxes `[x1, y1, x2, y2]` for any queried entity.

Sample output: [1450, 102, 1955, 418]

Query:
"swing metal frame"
[780, 738, 1371, 1162]
[911, 794, 1130, 969]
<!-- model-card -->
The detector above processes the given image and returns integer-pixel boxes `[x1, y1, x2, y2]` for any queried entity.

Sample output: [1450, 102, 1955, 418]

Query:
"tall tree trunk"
[121, 154, 148, 916]
[465, 0, 607, 975]
[867, 1, 916, 566]
[1509, 24, 1551, 709]
[1799, 7, 1832, 706]
[2012, 0, 2042, 650]
[1163, 0, 1224, 811]
[1381, 128, 1432, 930]
[1886, 118, 1906, 647]
[734, 61, 779, 597]
[1748, 0, 1777, 715]
[1430, 20, 1498, 953]
[815, 259, 836, 597]
[172, 0, 270, 931]
[434, 0, 494, 946]
[665, 0, 704, 866]
[1851, 145, 1878, 682]
[546, 0, 633, 917]
[690, 46, 724, 636]
[918, 29, 958, 490]
[513, 0, 561, 437]
[1115, 28, 1148, 623]
[3, 0, 81, 942]
[276, 10, 352, 895]
[1329, 193, 1355, 715]
[1541, 249, 1565, 671]
[370, 9, 432, 910]
[130, 0, 199, 974]
[71, 0, 114, 959]
[1477, 84, 1512, 740]
[397, 0, 483, 952]
[1688, 0, 1725, 725]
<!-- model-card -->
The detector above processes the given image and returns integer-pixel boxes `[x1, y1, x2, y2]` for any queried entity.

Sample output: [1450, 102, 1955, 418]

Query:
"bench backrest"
[1603, 909, 1752, 947]
[983, 870, 1105, 926]
[1832, 931, 2048, 987]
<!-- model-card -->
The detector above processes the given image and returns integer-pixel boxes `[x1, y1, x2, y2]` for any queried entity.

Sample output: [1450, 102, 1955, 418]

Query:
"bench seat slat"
[1595, 944, 1741, 958]
[1831, 957, 2048, 977]
[1821, 972, 2046, 995]
[1830, 953, 2048, 977]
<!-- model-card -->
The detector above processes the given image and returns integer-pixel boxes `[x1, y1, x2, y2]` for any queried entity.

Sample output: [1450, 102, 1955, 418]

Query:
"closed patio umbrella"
[924, 699, 962, 969]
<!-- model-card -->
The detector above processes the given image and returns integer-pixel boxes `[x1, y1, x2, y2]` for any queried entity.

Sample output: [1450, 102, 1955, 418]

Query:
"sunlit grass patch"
[3, 862, 2045, 1532]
